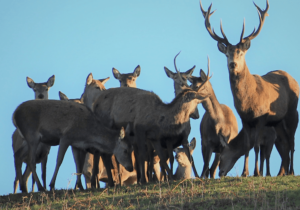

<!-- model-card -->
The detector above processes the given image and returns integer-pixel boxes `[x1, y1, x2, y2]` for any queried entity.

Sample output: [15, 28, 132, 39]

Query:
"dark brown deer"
[188, 58, 238, 178]
[13, 99, 133, 192]
[13, 75, 55, 193]
[91, 58, 211, 183]
[200, 0, 299, 176]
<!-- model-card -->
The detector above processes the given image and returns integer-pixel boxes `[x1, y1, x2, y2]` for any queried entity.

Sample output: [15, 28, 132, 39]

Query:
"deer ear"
[100, 77, 110, 85]
[86, 73, 93, 85]
[185, 65, 196, 77]
[173, 147, 180, 154]
[112, 68, 121, 79]
[47, 75, 55, 87]
[189, 137, 196, 152]
[26, 77, 35, 89]
[119, 127, 125, 140]
[217, 42, 227, 54]
[200, 69, 207, 80]
[59, 91, 69, 101]
[164, 67, 175, 79]
[242, 39, 251, 51]
[133, 65, 141, 77]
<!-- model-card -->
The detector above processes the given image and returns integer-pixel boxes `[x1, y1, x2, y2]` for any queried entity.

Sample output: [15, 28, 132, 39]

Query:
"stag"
[13, 99, 133, 192]
[13, 75, 55, 193]
[200, 0, 299, 176]
[189, 59, 238, 178]
[91, 56, 211, 183]
[174, 138, 196, 180]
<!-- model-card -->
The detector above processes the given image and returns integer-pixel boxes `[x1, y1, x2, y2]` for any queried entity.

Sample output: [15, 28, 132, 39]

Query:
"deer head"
[200, 0, 269, 75]
[82, 73, 110, 109]
[112, 65, 141, 88]
[26, 75, 55, 99]
[113, 125, 134, 172]
[174, 137, 196, 168]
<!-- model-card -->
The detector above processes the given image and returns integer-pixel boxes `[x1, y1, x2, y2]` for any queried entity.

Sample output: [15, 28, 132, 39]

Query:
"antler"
[174, 52, 189, 88]
[200, 1, 230, 46]
[196, 56, 211, 92]
[239, 0, 269, 43]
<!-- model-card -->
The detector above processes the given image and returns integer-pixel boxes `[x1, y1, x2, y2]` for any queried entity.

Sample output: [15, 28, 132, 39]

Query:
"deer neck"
[229, 63, 257, 112]
[228, 128, 254, 158]
[202, 88, 224, 124]
[174, 164, 192, 180]
[174, 82, 187, 97]
[92, 124, 117, 154]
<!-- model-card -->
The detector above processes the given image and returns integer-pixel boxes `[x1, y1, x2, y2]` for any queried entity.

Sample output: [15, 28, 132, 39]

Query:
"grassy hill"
[1, 176, 300, 209]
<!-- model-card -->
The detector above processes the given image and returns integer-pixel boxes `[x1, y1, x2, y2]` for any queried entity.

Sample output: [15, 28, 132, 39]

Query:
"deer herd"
[12, 0, 299, 194]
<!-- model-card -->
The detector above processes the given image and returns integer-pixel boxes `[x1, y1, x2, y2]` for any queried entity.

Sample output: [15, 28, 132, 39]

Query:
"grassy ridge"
[1, 176, 300, 209]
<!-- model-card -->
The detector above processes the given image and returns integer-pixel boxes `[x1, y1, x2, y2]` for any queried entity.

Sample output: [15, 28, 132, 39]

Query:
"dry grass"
[1, 176, 300, 209]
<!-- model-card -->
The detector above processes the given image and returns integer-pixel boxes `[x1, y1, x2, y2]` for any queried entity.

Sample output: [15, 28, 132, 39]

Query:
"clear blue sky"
[0, 0, 299, 195]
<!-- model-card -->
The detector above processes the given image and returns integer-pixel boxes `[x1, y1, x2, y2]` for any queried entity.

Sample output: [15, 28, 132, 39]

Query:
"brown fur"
[189, 69, 238, 179]
[12, 99, 133, 192]
[13, 75, 54, 193]
[92, 82, 210, 183]
[201, 1, 299, 176]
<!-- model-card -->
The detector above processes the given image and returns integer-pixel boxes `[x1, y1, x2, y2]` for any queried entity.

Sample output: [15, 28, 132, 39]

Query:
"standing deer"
[163, 55, 199, 179]
[13, 99, 134, 192]
[82, 68, 141, 188]
[200, 0, 299, 176]
[91, 59, 211, 183]
[188, 60, 238, 178]
[174, 138, 196, 180]
[13, 75, 55, 193]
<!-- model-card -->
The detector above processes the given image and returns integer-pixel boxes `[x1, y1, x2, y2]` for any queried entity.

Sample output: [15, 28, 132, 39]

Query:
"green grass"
[1, 176, 300, 209]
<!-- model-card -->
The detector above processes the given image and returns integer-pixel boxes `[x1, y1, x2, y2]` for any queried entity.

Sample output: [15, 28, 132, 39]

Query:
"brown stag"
[188, 58, 238, 178]
[13, 75, 55, 193]
[91, 57, 211, 183]
[200, 0, 299, 176]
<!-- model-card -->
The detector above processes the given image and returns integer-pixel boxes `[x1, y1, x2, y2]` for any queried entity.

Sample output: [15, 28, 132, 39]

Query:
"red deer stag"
[189, 58, 238, 178]
[13, 75, 55, 193]
[13, 99, 133, 192]
[91, 55, 211, 183]
[200, 0, 299, 176]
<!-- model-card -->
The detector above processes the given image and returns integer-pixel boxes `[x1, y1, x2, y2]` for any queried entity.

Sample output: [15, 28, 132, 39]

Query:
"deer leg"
[151, 140, 173, 181]
[191, 155, 200, 178]
[14, 149, 26, 193]
[49, 141, 69, 191]
[265, 143, 274, 176]
[210, 153, 220, 179]
[102, 153, 114, 187]
[31, 171, 36, 192]
[71, 146, 85, 190]
[111, 155, 120, 185]
[91, 152, 100, 188]
[83, 153, 93, 189]
[166, 141, 174, 176]
[135, 129, 147, 184]
[241, 151, 249, 177]
[22, 165, 32, 193]
[27, 140, 45, 192]
[259, 145, 265, 176]
[253, 145, 260, 176]
[41, 154, 48, 190]
[274, 124, 289, 176]
[147, 143, 154, 182]
[200, 145, 212, 179]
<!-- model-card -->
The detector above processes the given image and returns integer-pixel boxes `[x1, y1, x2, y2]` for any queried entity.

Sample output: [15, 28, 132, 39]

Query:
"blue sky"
[0, 0, 299, 195]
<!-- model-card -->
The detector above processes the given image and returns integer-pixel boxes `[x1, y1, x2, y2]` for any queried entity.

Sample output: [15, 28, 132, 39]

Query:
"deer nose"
[229, 62, 237, 69]
[38, 94, 44, 99]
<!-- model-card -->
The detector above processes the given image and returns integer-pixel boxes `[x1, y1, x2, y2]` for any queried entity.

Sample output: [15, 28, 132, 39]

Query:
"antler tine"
[241, 0, 269, 42]
[201, 2, 230, 46]
[197, 56, 212, 92]
[174, 52, 189, 87]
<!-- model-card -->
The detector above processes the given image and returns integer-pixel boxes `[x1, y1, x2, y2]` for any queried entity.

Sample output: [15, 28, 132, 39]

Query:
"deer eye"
[96, 86, 100, 89]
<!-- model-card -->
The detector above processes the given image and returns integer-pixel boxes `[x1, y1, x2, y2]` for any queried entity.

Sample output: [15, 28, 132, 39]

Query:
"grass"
[1, 176, 300, 209]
